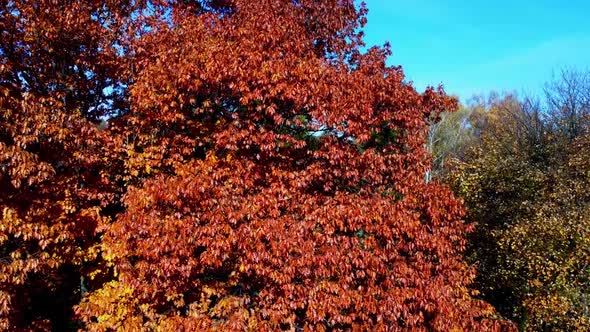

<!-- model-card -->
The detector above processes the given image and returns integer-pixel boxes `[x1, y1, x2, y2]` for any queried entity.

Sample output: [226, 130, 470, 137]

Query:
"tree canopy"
[0, 1, 516, 331]
[445, 79, 590, 331]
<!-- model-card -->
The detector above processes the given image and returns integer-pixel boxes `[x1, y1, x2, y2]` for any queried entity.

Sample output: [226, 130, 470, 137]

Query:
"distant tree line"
[430, 68, 590, 331]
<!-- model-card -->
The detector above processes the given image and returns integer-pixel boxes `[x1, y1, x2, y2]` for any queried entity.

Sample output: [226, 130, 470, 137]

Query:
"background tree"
[446, 72, 590, 331]
[426, 103, 487, 181]
[544, 68, 590, 141]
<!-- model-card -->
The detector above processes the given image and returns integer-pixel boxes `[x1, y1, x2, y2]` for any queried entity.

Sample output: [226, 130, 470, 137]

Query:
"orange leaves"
[0, 2, 136, 326]
[81, 156, 507, 330]
[0, 0, 512, 330]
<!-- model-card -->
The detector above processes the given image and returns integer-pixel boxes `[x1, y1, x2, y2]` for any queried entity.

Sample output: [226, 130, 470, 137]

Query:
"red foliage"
[0, 1, 138, 329]
[1, 0, 513, 330]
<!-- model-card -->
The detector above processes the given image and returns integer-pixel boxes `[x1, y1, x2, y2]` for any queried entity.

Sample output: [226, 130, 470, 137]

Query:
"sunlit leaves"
[448, 93, 590, 331]
[1, 0, 512, 330]
[76, 1, 508, 330]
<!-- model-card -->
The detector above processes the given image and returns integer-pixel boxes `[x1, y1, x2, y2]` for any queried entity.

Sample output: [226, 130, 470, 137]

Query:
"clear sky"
[361, 0, 590, 102]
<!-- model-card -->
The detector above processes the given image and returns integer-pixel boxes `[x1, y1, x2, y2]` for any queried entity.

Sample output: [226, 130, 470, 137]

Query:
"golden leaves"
[448, 95, 590, 331]
[77, 281, 145, 331]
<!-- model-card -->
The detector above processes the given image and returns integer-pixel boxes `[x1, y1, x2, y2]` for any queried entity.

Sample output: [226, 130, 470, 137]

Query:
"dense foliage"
[444, 77, 590, 331]
[0, 1, 136, 329]
[1, 0, 513, 331]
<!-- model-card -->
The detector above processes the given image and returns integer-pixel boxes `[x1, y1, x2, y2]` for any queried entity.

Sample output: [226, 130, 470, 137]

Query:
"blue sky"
[361, 0, 590, 102]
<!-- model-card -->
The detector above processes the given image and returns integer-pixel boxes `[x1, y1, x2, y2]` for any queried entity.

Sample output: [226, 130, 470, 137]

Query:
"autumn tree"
[2, 0, 513, 331]
[73, 1, 513, 331]
[448, 86, 590, 331]
[0, 1, 143, 330]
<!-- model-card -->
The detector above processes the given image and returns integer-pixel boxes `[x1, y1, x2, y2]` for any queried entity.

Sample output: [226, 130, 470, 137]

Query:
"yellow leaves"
[246, 309, 259, 331]
[61, 201, 77, 214]
[209, 296, 241, 318]
[87, 268, 103, 281]
[0, 207, 18, 233]
[205, 151, 218, 164]
[529, 279, 543, 289]
[103, 251, 116, 263]
[56, 189, 77, 215]
[123, 147, 163, 179]
[165, 292, 184, 307]
[78, 281, 142, 331]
